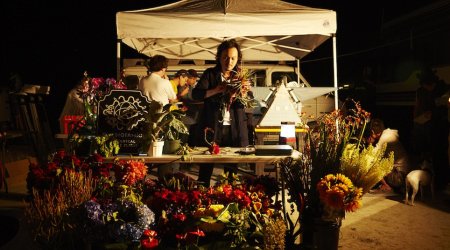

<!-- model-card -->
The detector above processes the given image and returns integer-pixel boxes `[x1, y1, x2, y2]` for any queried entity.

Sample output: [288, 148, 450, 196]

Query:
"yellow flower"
[250, 192, 260, 201]
[353, 187, 363, 198]
[208, 204, 225, 217]
[335, 183, 349, 193]
[335, 173, 352, 187]
[266, 208, 274, 217]
[253, 201, 262, 214]
[324, 174, 336, 182]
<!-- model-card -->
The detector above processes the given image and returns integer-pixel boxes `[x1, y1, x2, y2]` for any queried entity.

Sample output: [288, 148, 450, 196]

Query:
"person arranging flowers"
[192, 39, 254, 187]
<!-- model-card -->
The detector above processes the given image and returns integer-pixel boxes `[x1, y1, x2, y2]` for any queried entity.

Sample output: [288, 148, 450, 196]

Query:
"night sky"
[2, 0, 438, 131]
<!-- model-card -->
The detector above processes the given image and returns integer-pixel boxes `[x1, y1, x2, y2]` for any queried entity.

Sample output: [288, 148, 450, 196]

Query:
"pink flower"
[90, 77, 104, 90]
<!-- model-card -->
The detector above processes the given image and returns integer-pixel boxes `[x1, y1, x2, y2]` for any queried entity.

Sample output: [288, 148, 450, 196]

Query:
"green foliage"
[69, 133, 120, 157]
[142, 101, 189, 144]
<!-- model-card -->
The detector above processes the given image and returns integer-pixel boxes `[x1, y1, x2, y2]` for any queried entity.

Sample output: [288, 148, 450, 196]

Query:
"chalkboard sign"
[97, 90, 150, 155]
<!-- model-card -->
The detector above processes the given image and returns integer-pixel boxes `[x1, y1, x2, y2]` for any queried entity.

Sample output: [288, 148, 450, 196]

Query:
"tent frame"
[116, 0, 339, 110]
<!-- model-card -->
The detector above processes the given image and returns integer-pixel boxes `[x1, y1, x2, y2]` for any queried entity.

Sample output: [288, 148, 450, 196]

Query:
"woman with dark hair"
[192, 39, 250, 186]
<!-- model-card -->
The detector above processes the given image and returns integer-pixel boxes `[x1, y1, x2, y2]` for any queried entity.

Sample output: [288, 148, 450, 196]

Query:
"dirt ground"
[339, 190, 450, 250]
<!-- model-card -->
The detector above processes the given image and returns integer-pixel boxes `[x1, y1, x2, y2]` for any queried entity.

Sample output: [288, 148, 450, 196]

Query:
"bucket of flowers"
[279, 99, 395, 249]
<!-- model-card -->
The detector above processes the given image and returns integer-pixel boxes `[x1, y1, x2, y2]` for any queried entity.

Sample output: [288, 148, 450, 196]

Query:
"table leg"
[277, 162, 287, 225]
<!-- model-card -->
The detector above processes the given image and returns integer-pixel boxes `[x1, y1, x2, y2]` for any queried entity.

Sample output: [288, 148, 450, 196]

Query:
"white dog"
[405, 160, 434, 206]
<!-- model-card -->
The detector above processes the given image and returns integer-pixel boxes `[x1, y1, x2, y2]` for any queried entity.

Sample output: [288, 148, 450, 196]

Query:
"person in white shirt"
[138, 55, 179, 180]
[139, 55, 176, 107]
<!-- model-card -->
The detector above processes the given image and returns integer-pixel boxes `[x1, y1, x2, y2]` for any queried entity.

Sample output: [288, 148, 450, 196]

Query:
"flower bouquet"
[218, 68, 256, 123]
[279, 100, 394, 248]
[316, 173, 363, 222]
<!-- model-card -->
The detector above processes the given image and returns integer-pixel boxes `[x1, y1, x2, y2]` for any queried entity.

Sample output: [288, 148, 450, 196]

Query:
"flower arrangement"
[340, 143, 394, 193]
[279, 99, 394, 247]
[219, 68, 256, 123]
[25, 152, 155, 249]
[68, 72, 126, 157]
[143, 173, 285, 249]
[316, 173, 363, 221]
[78, 71, 127, 115]
[26, 149, 287, 250]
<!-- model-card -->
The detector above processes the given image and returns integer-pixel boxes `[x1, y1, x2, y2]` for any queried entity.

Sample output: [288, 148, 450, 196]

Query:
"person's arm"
[192, 68, 225, 100]
[178, 86, 190, 99]
[204, 84, 225, 98]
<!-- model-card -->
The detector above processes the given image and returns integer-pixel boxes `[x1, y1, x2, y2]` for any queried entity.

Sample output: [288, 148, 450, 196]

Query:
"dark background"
[1, 0, 443, 137]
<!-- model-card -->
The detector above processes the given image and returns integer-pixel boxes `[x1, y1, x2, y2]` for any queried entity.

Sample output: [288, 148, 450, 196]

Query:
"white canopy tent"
[116, 0, 339, 108]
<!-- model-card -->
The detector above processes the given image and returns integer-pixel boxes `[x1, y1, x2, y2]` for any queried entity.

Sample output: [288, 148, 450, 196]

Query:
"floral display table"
[107, 147, 300, 226]
[105, 147, 300, 166]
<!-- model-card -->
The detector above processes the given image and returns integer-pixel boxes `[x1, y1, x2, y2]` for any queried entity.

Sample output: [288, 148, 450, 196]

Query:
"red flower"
[141, 237, 159, 249]
[113, 159, 147, 185]
[189, 190, 202, 205]
[176, 233, 187, 241]
[174, 191, 189, 205]
[56, 150, 65, 159]
[46, 162, 58, 173]
[209, 142, 220, 155]
[188, 228, 205, 237]
[90, 78, 104, 90]
[222, 184, 233, 197]
[172, 213, 187, 222]
[142, 229, 157, 238]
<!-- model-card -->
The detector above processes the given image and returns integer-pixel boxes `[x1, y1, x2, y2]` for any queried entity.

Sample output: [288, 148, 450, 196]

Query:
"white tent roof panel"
[116, 0, 336, 61]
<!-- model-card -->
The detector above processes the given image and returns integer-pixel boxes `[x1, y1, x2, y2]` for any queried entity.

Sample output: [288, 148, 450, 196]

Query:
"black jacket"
[192, 66, 249, 147]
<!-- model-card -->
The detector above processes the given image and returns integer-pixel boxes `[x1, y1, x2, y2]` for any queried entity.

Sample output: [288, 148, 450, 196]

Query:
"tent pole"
[332, 34, 338, 110]
[296, 58, 300, 86]
[116, 40, 121, 81]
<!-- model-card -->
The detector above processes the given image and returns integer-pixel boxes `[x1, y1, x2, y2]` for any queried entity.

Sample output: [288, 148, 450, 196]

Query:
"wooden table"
[106, 147, 299, 176]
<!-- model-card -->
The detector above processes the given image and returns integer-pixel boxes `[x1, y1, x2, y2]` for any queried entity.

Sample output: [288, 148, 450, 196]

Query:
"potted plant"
[143, 102, 189, 156]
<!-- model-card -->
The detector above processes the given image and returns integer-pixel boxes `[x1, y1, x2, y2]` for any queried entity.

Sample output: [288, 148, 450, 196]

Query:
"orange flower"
[345, 199, 362, 212]
[253, 201, 262, 214]
[325, 187, 345, 209]
[317, 180, 329, 199]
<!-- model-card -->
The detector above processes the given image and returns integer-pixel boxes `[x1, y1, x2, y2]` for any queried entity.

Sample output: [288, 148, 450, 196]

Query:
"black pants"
[197, 125, 237, 187]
